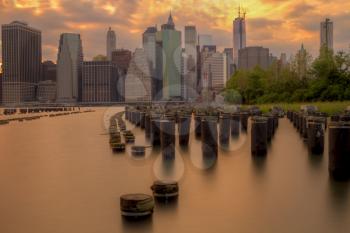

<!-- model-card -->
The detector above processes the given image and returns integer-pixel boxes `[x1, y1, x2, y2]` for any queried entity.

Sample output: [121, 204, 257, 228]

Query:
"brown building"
[111, 49, 132, 101]
[82, 61, 119, 103]
[238, 46, 269, 70]
[42, 60, 56, 82]
[111, 49, 132, 74]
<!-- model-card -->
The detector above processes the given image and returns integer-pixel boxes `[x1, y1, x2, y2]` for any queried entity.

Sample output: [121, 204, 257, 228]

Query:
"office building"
[201, 51, 227, 93]
[1, 21, 41, 105]
[238, 46, 269, 70]
[155, 32, 164, 100]
[82, 61, 118, 103]
[143, 26, 157, 74]
[111, 49, 132, 101]
[42, 61, 56, 82]
[56, 33, 83, 103]
[184, 26, 198, 100]
[157, 13, 182, 99]
[280, 53, 287, 66]
[233, 8, 247, 65]
[224, 48, 235, 80]
[37, 80, 56, 103]
[295, 44, 308, 79]
[143, 26, 159, 100]
[106, 27, 116, 60]
[125, 48, 152, 102]
[320, 18, 333, 51]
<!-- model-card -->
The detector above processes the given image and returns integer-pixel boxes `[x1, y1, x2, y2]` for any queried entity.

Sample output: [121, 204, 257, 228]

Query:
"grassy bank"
[245, 101, 350, 115]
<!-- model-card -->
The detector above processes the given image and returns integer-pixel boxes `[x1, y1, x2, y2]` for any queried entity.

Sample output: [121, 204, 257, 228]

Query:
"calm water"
[0, 107, 350, 233]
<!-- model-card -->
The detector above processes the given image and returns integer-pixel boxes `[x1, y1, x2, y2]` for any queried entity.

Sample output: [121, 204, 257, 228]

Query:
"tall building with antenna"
[233, 6, 246, 66]
[106, 27, 116, 60]
[320, 18, 333, 51]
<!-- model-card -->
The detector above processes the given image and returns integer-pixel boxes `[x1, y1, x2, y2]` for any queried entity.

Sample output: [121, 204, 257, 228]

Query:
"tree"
[93, 55, 108, 61]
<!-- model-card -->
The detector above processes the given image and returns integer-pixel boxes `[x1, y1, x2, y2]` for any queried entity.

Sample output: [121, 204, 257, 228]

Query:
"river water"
[0, 107, 349, 233]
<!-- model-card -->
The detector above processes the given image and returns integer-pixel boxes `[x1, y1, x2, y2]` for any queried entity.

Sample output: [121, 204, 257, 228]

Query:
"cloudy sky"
[0, 0, 349, 63]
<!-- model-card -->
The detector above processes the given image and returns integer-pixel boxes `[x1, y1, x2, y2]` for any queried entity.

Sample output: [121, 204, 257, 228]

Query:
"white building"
[233, 8, 246, 65]
[320, 18, 333, 51]
[106, 27, 116, 60]
[56, 33, 83, 103]
[201, 51, 227, 93]
[142, 26, 157, 75]
[125, 48, 152, 102]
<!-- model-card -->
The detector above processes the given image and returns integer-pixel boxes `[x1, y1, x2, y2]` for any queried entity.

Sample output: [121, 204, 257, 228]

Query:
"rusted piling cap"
[329, 121, 350, 128]
[120, 194, 154, 217]
[151, 181, 179, 197]
[251, 116, 268, 123]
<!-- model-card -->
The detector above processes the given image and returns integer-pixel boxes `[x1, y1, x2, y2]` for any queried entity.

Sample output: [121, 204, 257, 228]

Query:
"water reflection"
[121, 215, 153, 232]
[153, 152, 185, 182]
[154, 197, 179, 212]
[190, 149, 217, 171]
[308, 153, 323, 169]
[251, 156, 267, 175]
[327, 178, 350, 219]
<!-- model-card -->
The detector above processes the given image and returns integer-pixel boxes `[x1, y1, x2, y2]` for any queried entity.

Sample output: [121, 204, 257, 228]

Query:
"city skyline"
[0, 0, 350, 65]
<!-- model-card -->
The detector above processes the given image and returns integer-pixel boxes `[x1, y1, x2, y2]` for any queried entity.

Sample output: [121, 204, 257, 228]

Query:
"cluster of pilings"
[193, 108, 252, 159]
[2, 107, 78, 115]
[0, 108, 91, 125]
[126, 105, 284, 159]
[250, 113, 279, 156]
[108, 112, 126, 152]
[125, 105, 193, 160]
[287, 110, 327, 155]
[288, 108, 350, 181]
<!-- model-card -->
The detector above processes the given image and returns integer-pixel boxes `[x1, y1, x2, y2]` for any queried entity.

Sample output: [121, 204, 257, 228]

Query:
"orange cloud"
[0, 0, 349, 61]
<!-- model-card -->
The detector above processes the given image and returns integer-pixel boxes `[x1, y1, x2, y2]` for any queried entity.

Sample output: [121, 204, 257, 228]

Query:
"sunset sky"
[0, 0, 350, 63]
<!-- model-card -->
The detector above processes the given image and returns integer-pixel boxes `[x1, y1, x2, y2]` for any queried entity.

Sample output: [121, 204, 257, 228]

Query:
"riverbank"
[244, 101, 350, 115]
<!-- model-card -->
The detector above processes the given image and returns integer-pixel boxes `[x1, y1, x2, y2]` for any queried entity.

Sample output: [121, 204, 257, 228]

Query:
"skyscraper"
[1, 21, 41, 105]
[143, 26, 157, 74]
[106, 27, 116, 60]
[56, 33, 83, 103]
[157, 13, 182, 99]
[143, 26, 158, 100]
[201, 51, 227, 93]
[111, 49, 132, 101]
[125, 48, 152, 102]
[238, 46, 269, 70]
[184, 26, 198, 100]
[223, 48, 234, 80]
[320, 18, 333, 51]
[82, 61, 118, 103]
[295, 44, 308, 79]
[155, 32, 164, 100]
[41, 61, 57, 82]
[233, 7, 246, 65]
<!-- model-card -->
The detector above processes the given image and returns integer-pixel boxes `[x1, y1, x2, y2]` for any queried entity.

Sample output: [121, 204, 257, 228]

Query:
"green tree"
[93, 55, 108, 61]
